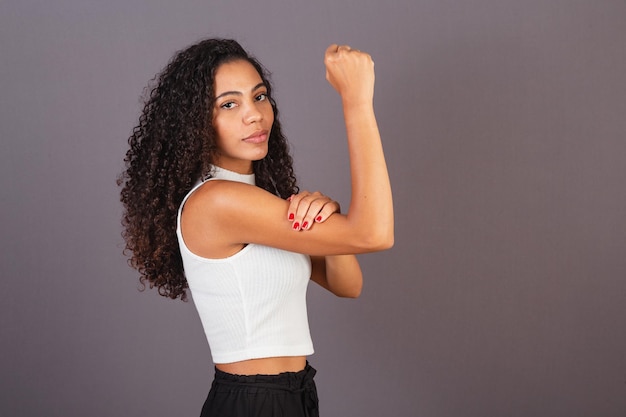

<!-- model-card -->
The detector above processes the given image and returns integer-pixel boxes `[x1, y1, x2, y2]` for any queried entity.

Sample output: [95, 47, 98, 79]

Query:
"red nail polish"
[302, 221, 309, 229]
[293, 222, 300, 230]
[289, 213, 295, 220]
[315, 216, 322, 222]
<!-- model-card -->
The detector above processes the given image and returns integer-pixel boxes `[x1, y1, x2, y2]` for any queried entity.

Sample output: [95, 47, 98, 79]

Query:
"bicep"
[187, 181, 372, 256]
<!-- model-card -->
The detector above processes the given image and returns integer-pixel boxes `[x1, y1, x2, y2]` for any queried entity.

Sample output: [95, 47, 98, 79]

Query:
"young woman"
[119, 38, 393, 417]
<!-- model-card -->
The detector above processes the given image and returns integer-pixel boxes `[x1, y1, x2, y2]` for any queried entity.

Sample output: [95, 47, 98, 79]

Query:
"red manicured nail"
[302, 221, 309, 229]
[315, 216, 322, 222]
[289, 213, 295, 220]
[293, 222, 300, 230]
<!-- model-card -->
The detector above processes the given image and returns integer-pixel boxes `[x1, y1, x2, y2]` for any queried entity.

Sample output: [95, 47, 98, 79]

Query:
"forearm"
[343, 102, 394, 248]
[311, 255, 363, 298]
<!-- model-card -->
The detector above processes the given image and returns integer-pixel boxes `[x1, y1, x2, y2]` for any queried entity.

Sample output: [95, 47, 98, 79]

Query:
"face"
[211, 59, 274, 174]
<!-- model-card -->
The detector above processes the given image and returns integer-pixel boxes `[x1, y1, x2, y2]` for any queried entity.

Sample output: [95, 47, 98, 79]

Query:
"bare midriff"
[215, 356, 307, 376]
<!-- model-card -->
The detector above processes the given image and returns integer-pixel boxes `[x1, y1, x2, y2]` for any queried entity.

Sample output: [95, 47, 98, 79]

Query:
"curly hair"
[118, 39, 298, 301]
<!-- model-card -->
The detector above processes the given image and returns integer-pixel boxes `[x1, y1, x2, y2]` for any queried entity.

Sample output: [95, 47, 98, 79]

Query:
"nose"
[243, 102, 263, 124]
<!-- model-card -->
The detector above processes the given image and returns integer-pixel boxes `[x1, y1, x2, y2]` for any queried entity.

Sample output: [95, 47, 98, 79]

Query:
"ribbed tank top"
[176, 166, 314, 364]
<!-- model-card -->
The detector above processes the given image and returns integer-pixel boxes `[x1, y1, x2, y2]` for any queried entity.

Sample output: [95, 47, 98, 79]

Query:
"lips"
[243, 130, 269, 144]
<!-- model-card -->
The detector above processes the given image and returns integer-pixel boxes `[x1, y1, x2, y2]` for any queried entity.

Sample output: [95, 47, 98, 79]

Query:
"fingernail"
[302, 221, 309, 229]
[293, 222, 300, 230]
[315, 216, 322, 222]
[289, 213, 295, 220]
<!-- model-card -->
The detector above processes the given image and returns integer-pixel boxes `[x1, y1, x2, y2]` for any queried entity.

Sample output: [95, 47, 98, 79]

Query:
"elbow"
[336, 283, 362, 299]
[378, 229, 395, 250]
[356, 226, 394, 252]
[350, 286, 363, 298]
[366, 217, 394, 251]
[341, 283, 363, 299]
[341, 292, 361, 299]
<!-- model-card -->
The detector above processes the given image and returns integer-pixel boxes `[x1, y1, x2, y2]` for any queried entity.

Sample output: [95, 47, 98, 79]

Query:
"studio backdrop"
[1, 1, 625, 416]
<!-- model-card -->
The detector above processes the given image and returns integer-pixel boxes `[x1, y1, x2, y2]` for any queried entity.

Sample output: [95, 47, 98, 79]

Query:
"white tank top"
[176, 166, 314, 364]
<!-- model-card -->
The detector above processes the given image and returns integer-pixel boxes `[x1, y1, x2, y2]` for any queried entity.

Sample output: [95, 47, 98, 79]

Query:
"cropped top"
[176, 166, 314, 364]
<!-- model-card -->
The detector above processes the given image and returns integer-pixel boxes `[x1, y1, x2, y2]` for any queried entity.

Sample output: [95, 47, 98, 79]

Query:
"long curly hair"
[118, 38, 298, 301]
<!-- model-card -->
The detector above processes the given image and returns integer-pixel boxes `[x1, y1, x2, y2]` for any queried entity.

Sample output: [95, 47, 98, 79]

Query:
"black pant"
[200, 362, 319, 417]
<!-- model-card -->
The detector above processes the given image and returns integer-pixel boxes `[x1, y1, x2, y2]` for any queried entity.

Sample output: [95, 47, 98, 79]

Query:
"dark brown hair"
[118, 39, 297, 300]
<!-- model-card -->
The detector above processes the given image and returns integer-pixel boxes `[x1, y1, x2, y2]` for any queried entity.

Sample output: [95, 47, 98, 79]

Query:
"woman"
[119, 38, 393, 417]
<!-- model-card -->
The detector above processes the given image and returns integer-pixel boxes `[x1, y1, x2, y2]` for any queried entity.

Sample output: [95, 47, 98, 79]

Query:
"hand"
[287, 191, 341, 231]
[324, 44, 375, 104]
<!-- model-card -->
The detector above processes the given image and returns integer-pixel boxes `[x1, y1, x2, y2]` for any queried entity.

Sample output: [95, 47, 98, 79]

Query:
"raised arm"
[181, 44, 393, 258]
[323, 44, 394, 249]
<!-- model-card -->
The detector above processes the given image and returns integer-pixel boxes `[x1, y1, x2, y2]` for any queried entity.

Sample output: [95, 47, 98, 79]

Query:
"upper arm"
[182, 180, 388, 257]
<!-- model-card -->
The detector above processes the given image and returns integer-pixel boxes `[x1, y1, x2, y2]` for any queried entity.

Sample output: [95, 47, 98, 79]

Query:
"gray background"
[1, 0, 625, 416]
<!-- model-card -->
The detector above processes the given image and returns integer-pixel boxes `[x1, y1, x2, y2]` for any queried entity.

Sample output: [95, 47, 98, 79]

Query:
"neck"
[213, 159, 253, 175]
[207, 165, 256, 185]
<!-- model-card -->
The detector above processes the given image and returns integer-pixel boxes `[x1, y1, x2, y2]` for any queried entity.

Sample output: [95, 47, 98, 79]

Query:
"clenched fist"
[324, 44, 375, 105]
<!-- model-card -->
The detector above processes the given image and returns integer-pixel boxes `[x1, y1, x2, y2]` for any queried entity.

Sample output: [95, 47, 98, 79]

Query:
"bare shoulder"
[182, 181, 254, 258]
[186, 179, 244, 208]
[181, 180, 288, 258]
[185, 179, 282, 216]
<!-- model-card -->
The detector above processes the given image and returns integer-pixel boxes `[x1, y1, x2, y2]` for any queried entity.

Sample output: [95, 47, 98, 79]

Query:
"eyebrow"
[215, 82, 267, 100]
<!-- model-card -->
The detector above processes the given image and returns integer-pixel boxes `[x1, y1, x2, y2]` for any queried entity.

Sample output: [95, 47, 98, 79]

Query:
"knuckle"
[301, 195, 316, 204]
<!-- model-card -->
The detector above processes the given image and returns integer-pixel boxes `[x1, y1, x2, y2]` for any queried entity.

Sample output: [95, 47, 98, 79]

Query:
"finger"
[299, 197, 333, 231]
[314, 201, 341, 223]
[324, 44, 340, 62]
[288, 190, 323, 230]
[287, 191, 311, 222]
[325, 44, 354, 64]
[300, 196, 342, 230]
[293, 192, 327, 230]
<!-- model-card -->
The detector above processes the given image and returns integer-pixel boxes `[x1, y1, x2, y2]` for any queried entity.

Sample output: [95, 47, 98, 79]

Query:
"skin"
[181, 45, 394, 375]
[211, 60, 275, 174]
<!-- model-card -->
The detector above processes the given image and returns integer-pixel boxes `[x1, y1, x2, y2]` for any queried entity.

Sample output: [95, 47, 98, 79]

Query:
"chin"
[251, 149, 269, 161]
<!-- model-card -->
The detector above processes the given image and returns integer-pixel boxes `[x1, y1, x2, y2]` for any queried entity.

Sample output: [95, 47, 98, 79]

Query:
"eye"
[255, 93, 268, 102]
[220, 101, 237, 110]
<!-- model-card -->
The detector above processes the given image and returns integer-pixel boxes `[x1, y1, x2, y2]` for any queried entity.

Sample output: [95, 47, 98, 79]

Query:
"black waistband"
[213, 362, 317, 393]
